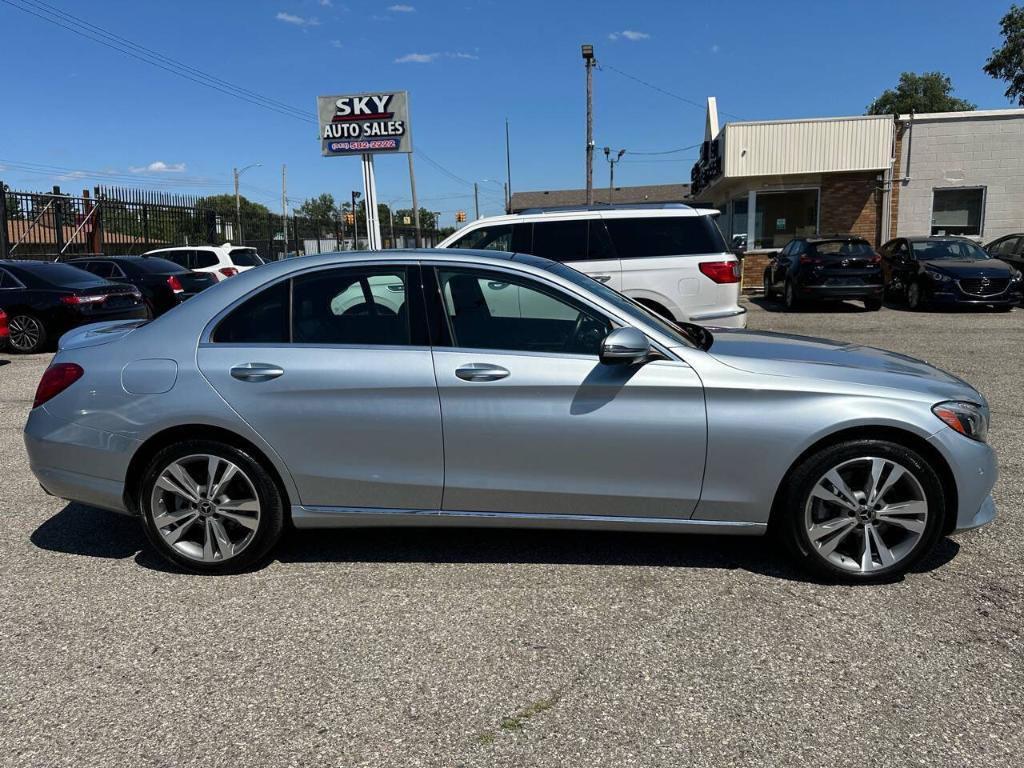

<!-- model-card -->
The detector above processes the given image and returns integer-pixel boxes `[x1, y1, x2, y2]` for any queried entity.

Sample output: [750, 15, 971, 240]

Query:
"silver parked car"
[24, 250, 996, 581]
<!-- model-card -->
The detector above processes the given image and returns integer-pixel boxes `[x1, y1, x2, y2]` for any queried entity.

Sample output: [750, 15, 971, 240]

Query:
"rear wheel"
[7, 313, 47, 353]
[763, 271, 774, 299]
[783, 280, 800, 310]
[906, 281, 925, 311]
[779, 439, 945, 583]
[140, 440, 285, 574]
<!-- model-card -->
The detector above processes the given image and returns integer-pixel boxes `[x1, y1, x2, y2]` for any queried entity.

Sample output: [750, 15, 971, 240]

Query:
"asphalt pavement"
[1, 297, 1022, 767]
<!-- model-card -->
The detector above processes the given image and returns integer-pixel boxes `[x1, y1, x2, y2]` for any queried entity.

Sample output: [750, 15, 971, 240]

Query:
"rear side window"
[0, 269, 17, 289]
[229, 248, 264, 267]
[194, 250, 219, 269]
[531, 220, 588, 262]
[605, 216, 728, 258]
[157, 250, 190, 268]
[292, 267, 412, 346]
[213, 280, 289, 343]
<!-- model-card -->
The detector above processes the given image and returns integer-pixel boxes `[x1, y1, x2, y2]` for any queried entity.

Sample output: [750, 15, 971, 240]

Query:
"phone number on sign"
[327, 139, 399, 152]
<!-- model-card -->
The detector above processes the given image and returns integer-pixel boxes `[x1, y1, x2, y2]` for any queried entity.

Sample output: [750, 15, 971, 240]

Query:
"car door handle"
[230, 363, 285, 382]
[592, 274, 612, 283]
[455, 363, 510, 382]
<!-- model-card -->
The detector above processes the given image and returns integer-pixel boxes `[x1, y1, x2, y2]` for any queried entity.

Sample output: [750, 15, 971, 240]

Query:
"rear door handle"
[455, 363, 510, 382]
[230, 363, 284, 382]
[592, 274, 612, 283]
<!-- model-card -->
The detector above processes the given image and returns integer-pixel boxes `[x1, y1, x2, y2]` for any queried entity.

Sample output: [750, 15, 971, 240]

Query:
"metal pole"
[584, 49, 595, 205]
[0, 182, 10, 258]
[474, 182, 480, 220]
[408, 152, 422, 248]
[281, 164, 288, 260]
[361, 154, 382, 250]
[609, 159, 614, 204]
[351, 190, 360, 250]
[505, 118, 512, 210]
[233, 167, 243, 245]
[388, 206, 395, 248]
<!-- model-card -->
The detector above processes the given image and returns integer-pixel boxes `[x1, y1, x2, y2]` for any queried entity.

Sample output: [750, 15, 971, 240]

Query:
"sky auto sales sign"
[317, 91, 412, 156]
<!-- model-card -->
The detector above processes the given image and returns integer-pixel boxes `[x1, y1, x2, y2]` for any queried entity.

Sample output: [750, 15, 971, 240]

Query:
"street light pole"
[582, 44, 596, 206]
[474, 182, 480, 220]
[603, 147, 626, 205]
[351, 190, 361, 250]
[233, 162, 261, 245]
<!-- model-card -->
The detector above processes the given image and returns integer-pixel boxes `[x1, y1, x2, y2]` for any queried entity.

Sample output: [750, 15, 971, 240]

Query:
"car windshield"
[911, 240, 990, 261]
[549, 263, 705, 349]
[15, 262, 111, 288]
[229, 248, 264, 266]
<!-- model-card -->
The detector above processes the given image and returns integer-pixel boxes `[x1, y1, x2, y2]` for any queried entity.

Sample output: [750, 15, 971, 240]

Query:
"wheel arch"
[122, 423, 293, 517]
[767, 425, 959, 535]
[628, 295, 678, 322]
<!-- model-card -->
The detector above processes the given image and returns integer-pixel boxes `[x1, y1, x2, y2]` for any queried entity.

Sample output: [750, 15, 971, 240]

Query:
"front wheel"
[140, 440, 285, 574]
[779, 439, 946, 582]
[7, 313, 47, 353]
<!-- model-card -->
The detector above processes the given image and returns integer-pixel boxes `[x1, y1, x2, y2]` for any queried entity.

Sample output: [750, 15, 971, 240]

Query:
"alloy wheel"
[149, 454, 262, 563]
[907, 283, 921, 310]
[8, 315, 42, 352]
[803, 456, 928, 574]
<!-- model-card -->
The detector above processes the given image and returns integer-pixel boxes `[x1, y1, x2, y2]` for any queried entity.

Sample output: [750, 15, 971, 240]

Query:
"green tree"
[4, 192, 24, 219]
[866, 71, 975, 116]
[297, 193, 340, 224]
[394, 208, 437, 230]
[984, 4, 1024, 106]
[196, 193, 272, 219]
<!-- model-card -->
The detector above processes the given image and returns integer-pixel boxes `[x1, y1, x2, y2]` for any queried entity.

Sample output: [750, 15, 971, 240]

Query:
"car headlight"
[933, 400, 989, 442]
[925, 268, 952, 283]
[1011, 269, 1022, 282]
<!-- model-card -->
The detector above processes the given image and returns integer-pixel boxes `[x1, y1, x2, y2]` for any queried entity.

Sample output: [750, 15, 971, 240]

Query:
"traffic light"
[344, 212, 355, 225]
[456, 210, 466, 223]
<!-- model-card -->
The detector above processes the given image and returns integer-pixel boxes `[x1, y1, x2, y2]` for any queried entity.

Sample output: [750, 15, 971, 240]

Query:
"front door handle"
[455, 363, 510, 382]
[592, 274, 612, 283]
[230, 363, 285, 382]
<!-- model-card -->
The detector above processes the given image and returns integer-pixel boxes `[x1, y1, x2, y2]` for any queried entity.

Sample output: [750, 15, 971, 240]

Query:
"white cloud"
[319, 0, 332, 5]
[710, 43, 720, 53]
[609, 29, 650, 41]
[394, 50, 477, 63]
[388, 4, 415, 11]
[276, 11, 320, 26]
[130, 161, 187, 174]
[330, 39, 343, 48]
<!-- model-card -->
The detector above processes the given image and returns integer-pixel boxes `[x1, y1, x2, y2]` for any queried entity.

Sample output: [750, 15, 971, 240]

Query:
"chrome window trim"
[0, 268, 27, 289]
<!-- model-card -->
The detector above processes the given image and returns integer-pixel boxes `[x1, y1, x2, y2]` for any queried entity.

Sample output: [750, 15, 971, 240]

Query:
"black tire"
[763, 271, 774, 299]
[778, 439, 947, 583]
[906, 281, 925, 311]
[783, 280, 800, 310]
[7, 312, 48, 354]
[864, 297, 883, 311]
[139, 439, 285, 574]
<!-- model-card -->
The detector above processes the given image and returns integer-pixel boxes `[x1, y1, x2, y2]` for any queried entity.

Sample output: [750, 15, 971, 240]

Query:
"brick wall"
[889, 127, 904, 239]
[740, 251, 775, 292]
[818, 171, 882, 245]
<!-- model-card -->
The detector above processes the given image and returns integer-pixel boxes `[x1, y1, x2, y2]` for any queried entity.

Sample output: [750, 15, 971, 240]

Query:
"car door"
[428, 264, 707, 519]
[530, 219, 622, 291]
[197, 262, 444, 509]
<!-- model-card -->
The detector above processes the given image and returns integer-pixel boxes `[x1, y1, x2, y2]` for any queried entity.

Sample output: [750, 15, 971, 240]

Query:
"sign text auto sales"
[316, 91, 413, 156]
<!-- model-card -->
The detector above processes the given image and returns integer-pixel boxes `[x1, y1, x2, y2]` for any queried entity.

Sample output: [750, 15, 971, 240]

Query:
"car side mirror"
[600, 327, 651, 365]
[732, 245, 746, 259]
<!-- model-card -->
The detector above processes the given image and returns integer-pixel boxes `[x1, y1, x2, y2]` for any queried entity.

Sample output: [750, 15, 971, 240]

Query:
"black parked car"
[984, 232, 1024, 273]
[880, 236, 1023, 311]
[763, 235, 884, 310]
[0, 260, 148, 353]
[68, 256, 217, 318]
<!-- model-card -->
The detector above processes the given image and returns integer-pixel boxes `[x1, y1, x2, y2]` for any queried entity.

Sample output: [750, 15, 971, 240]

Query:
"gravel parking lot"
[2, 297, 1022, 768]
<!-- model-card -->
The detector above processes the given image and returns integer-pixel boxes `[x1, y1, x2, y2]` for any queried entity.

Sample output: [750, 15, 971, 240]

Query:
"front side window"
[293, 267, 411, 346]
[605, 215, 729, 258]
[436, 268, 610, 355]
[931, 188, 985, 237]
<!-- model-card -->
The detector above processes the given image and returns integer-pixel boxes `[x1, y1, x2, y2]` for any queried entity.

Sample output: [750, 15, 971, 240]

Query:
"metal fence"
[1, 182, 439, 261]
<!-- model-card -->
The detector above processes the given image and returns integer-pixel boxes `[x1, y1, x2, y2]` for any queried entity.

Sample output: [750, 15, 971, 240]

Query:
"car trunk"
[174, 271, 218, 297]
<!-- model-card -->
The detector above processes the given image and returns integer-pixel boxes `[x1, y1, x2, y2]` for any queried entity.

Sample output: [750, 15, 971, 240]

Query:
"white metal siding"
[723, 116, 893, 177]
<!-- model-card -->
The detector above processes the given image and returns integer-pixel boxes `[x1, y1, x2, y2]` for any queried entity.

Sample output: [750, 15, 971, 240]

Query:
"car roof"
[797, 234, 867, 242]
[456, 205, 717, 228]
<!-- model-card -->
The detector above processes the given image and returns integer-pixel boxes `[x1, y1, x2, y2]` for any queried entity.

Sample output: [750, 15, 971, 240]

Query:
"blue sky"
[0, 0, 1017, 226]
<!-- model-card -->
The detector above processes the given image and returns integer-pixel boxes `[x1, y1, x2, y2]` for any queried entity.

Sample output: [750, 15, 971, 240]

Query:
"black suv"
[880, 236, 1023, 310]
[763, 236, 883, 311]
[985, 233, 1024, 274]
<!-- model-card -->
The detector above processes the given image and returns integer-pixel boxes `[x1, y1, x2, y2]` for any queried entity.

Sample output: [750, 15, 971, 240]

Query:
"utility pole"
[582, 44, 596, 205]
[408, 153, 422, 248]
[351, 190, 361, 250]
[232, 162, 261, 246]
[280, 164, 288, 259]
[505, 117, 512, 212]
[388, 205, 395, 247]
[603, 147, 626, 205]
[504, 182, 509, 214]
[474, 182, 480, 220]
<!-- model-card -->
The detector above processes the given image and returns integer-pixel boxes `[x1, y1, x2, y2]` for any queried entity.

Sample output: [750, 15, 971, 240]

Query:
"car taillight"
[799, 255, 823, 265]
[219, 267, 239, 278]
[869, 253, 881, 264]
[33, 363, 84, 408]
[167, 275, 184, 294]
[699, 260, 741, 284]
[0, 309, 8, 339]
[60, 294, 107, 305]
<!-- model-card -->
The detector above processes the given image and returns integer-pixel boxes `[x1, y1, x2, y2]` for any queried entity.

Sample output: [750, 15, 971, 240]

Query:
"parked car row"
[763, 234, 1024, 311]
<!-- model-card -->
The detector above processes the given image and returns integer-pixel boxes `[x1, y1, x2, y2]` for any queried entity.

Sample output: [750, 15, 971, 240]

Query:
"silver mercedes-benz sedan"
[24, 249, 996, 581]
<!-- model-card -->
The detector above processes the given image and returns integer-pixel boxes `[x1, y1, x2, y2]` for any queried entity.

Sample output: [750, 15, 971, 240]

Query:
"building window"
[753, 189, 818, 249]
[931, 188, 985, 237]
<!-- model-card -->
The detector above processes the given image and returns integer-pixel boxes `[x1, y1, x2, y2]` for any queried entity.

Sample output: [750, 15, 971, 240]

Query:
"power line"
[626, 143, 702, 156]
[0, 159, 230, 189]
[600, 63, 744, 120]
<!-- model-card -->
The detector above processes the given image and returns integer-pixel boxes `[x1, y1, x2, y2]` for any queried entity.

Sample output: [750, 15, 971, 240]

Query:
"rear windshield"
[229, 248, 264, 267]
[604, 216, 729, 258]
[811, 240, 874, 257]
[132, 257, 188, 274]
[911, 240, 990, 260]
[10, 262, 110, 288]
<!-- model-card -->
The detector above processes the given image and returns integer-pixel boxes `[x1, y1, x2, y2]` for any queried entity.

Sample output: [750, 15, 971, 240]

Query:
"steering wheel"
[566, 313, 606, 354]
[342, 302, 397, 317]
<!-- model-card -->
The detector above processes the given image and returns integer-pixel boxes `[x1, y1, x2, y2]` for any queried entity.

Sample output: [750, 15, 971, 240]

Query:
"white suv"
[437, 205, 746, 327]
[142, 243, 265, 282]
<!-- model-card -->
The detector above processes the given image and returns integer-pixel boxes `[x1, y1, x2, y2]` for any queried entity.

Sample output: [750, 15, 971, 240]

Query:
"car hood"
[920, 259, 1014, 278]
[704, 329, 980, 401]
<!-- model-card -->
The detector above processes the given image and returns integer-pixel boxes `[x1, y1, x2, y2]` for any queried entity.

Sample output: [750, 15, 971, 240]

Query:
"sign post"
[317, 91, 413, 252]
